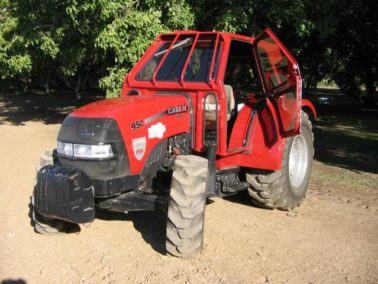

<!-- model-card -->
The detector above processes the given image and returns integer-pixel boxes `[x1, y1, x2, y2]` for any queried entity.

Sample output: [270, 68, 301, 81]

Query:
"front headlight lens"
[57, 141, 73, 156]
[57, 141, 114, 159]
[74, 144, 114, 159]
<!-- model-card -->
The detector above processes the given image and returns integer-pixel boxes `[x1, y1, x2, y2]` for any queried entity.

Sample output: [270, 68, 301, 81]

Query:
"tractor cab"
[123, 29, 303, 160]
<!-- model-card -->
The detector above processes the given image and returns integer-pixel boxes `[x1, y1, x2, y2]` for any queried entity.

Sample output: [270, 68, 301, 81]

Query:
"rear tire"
[32, 151, 79, 235]
[247, 112, 314, 210]
[166, 155, 208, 258]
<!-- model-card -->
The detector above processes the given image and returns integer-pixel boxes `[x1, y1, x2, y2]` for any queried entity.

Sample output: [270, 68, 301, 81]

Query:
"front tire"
[247, 112, 314, 210]
[166, 155, 208, 258]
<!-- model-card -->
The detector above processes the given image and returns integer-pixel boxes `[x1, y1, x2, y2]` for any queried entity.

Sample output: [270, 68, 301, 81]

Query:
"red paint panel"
[228, 105, 252, 149]
[72, 95, 190, 175]
[302, 99, 317, 119]
[217, 100, 284, 171]
[254, 28, 302, 137]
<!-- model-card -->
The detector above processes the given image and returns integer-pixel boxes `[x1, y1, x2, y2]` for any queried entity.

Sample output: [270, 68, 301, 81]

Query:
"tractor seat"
[224, 84, 235, 121]
[204, 85, 235, 122]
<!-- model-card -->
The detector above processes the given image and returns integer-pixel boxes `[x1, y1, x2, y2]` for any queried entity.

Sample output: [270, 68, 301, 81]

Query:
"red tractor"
[33, 28, 316, 258]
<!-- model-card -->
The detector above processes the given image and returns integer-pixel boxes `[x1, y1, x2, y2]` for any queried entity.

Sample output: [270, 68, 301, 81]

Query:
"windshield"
[136, 35, 222, 83]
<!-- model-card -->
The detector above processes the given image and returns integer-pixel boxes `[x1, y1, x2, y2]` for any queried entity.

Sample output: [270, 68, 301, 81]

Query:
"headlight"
[57, 141, 114, 159]
[74, 144, 114, 159]
[57, 141, 73, 156]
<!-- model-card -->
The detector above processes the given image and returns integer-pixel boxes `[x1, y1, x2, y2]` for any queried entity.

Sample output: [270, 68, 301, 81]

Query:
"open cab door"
[254, 28, 302, 137]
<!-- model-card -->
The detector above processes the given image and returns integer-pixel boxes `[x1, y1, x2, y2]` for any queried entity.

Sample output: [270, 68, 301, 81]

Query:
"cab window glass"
[136, 42, 171, 81]
[224, 40, 259, 100]
[184, 40, 222, 82]
[136, 35, 222, 83]
[156, 36, 193, 81]
[256, 35, 290, 91]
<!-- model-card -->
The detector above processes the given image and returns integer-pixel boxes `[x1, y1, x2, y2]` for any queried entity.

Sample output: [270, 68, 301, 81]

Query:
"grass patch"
[311, 89, 378, 174]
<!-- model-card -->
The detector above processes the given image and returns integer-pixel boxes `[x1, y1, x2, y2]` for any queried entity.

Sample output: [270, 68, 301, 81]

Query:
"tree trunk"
[363, 65, 376, 105]
[21, 75, 31, 94]
[44, 75, 51, 95]
[61, 75, 73, 90]
[75, 74, 82, 101]
[82, 64, 91, 92]
[303, 77, 318, 98]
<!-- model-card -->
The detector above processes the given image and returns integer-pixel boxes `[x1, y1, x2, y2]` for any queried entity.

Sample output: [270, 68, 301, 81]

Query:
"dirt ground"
[0, 93, 377, 283]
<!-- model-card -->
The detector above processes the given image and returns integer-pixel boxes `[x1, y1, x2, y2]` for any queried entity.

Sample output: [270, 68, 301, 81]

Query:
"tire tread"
[247, 112, 314, 210]
[166, 155, 208, 258]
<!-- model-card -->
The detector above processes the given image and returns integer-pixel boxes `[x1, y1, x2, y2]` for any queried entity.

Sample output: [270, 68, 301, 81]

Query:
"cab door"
[254, 28, 302, 136]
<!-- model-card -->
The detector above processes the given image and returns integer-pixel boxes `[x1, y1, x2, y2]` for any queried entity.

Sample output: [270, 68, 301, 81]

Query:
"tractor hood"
[65, 94, 192, 175]
[71, 95, 185, 118]
[70, 95, 191, 129]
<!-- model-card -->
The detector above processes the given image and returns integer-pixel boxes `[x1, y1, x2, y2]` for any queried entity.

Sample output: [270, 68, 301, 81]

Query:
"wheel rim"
[288, 135, 309, 189]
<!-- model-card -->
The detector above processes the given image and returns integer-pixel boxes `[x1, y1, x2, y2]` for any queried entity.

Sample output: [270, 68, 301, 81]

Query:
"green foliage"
[163, 1, 195, 30]
[0, 0, 32, 80]
[96, 0, 195, 97]
[329, 0, 377, 102]
[0, 0, 376, 102]
[213, 6, 249, 33]
[96, 3, 167, 97]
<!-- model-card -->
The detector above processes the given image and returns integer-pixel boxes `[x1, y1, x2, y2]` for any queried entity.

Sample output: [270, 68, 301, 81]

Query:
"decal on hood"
[148, 122, 166, 139]
[132, 137, 147, 161]
[167, 105, 189, 115]
[131, 120, 144, 131]
[144, 105, 189, 125]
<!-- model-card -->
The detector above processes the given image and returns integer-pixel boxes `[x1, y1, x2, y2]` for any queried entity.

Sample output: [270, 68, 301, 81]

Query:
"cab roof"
[157, 30, 255, 43]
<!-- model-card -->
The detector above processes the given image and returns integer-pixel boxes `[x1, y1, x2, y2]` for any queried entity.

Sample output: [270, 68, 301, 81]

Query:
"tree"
[0, 0, 376, 103]
[0, 0, 32, 91]
[7, 0, 109, 99]
[330, 0, 377, 103]
[96, 0, 195, 97]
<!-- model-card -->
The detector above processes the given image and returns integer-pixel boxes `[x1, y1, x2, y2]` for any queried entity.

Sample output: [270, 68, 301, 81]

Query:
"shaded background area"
[1, 88, 377, 174]
[311, 89, 378, 174]
[0, 91, 102, 125]
[0, 0, 376, 101]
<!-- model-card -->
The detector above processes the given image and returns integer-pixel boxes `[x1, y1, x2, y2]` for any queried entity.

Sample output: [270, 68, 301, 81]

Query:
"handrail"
[179, 33, 199, 86]
[152, 33, 180, 85]
[208, 33, 220, 85]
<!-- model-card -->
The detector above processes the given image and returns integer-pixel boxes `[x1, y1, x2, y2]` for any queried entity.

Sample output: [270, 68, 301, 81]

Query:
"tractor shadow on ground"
[222, 190, 267, 209]
[95, 209, 167, 255]
[1, 279, 27, 284]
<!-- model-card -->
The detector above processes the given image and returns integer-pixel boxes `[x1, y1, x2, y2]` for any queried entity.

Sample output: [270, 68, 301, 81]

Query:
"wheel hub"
[288, 135, 309, 188]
